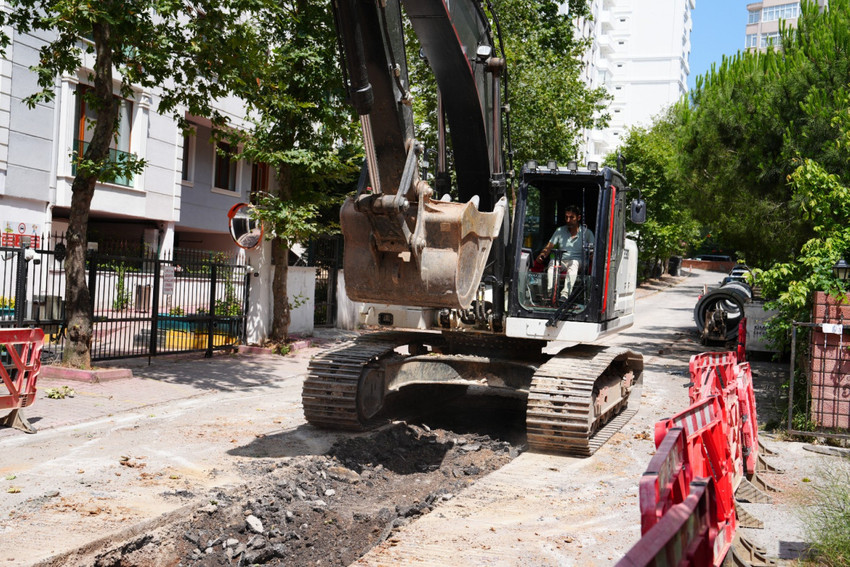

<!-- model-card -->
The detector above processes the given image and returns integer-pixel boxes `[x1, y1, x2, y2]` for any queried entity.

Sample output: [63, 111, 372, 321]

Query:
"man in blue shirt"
[536, 205, 593, 300]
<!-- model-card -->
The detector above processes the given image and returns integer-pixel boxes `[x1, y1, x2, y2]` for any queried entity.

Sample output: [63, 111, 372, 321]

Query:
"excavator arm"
[334, 0, 508, 310]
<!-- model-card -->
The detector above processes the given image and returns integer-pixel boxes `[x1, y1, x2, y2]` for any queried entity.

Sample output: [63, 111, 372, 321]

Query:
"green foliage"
[271, 342, 292, 356]
[406, 0, 608, 182]
[0, 297, 14, 309]
[168, 306, 184, 316]
[752, 160, 850, 349]
[802, 457, 850, 566]
[226, 0, 361, 204]
[214, 275, 242, 317]
[111, 266, 132, 311]
[674, 0, 850, 266]
[45, 386, 76, 399]
[605, 116, 701, 279]
[250, 194, 328, 250]
[492, 0, 609, 166]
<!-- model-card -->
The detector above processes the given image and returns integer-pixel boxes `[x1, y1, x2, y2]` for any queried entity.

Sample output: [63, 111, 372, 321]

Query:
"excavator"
[303, 0, 648, 456]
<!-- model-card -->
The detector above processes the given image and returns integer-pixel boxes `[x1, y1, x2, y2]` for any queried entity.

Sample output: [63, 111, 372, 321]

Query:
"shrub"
[803, 457, 850, 566]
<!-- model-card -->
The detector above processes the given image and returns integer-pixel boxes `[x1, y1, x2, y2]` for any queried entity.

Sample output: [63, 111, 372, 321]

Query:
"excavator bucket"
[341, 195, 506, 310]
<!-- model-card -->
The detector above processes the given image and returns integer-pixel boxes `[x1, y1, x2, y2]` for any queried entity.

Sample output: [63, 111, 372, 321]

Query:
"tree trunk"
[63, 21, 119, 368]
[270, 238, 291, 341]
[269, 164, 295, 342]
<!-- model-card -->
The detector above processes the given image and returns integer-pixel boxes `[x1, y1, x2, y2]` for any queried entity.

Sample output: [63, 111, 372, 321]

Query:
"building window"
[181, 130, 195, 183]
[73, 85, 134, 187]
[250, 162, 270, 203]
[747, 10, 760, 24]
[761, 2, 799, 22]
[746, 34, 759, 48]
[214, 141, 238, 192]
[760, 31, 782, 49]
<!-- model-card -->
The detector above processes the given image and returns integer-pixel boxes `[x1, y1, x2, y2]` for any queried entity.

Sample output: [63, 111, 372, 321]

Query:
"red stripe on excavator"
[602, 188, 616, 314]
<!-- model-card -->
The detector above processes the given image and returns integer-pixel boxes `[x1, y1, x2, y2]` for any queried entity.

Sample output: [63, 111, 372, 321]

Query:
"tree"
[232, 0, 360, 342]
[493, 0, 609, 166]
[0, 0, 269, 367]
[405, 0, 609, 181]
[606, 116, 701, 279]
[675, 0, 850, 266]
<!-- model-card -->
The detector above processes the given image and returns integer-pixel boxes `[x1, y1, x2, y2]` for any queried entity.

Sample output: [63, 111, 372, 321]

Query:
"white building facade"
[580, 0, 695, 164]
[0, 21, 315, 341]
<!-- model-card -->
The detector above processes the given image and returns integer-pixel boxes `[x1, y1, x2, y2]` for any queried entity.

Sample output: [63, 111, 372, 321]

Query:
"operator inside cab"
[536, 205, 594, 300]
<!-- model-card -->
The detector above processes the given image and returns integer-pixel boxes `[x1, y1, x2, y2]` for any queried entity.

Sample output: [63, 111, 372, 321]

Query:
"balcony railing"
[72, 140, 134, 187]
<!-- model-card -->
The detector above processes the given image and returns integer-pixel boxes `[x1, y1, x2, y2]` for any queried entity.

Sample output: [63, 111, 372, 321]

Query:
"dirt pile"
[79, 422, 517, 567]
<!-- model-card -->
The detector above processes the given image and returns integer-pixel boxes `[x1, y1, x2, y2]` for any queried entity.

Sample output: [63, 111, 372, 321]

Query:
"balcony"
[72, 140, 134, 187]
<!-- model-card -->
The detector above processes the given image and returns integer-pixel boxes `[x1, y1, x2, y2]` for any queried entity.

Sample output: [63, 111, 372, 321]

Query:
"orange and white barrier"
[619, 350, 774, 566]
[0, 327, 45, 433]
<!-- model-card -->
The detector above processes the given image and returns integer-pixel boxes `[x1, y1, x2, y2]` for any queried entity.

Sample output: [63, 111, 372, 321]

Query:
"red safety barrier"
[655, 396, 736, 564]
[737, 317, 747, 362]
[0, 328, 45, 433]
[688, 353, 746, 489]
[735, 362, 760, 475]
[688, 352, 737, 403]
[618, 479, 719, 567]
[624, 351, 771, 567]
[639, 427, 691, 534]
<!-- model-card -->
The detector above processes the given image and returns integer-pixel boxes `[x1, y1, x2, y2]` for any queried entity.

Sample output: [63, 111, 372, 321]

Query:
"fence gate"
[0, 240, 249, 362]
[308, 236, 342, 327]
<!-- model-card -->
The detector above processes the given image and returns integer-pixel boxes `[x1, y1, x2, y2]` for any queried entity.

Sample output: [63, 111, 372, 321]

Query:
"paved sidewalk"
[0, 328, 356, 440]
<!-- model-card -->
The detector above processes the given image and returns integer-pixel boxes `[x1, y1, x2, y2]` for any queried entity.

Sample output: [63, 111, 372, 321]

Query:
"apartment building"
[0, 27, 264, 259]
[745, 1, 827, 51]
[0, 25, 319, 342]
[580, 0, 695, 164]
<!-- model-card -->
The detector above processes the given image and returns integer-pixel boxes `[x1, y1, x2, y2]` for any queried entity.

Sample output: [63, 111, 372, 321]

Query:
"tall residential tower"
[581, 0, 695, 164]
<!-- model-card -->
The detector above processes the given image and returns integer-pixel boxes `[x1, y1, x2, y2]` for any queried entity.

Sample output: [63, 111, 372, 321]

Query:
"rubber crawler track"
[526, 344, 644, 457]
[302, 332, 419, 430]
[304, 333, 643, 457]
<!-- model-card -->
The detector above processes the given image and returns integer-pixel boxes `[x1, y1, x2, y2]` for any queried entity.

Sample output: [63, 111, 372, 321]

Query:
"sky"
[687, 0, 752, 89]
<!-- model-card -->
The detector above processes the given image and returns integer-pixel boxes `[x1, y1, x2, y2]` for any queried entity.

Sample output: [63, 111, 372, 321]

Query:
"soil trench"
[46, 420, 520, 567]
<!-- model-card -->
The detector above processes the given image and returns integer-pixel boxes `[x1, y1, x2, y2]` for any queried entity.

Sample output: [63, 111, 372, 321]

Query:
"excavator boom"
[334, 0, 507, 309]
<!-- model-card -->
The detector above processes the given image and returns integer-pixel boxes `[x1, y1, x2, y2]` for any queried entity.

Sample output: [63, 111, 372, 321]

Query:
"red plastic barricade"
[688, 352, 737, 404]
[624, 351, 771, 567]
[655, 396, 736, 564]
[618, 479, 718, 567]
[688, 353, 745, 489]
[0, 328, 45, 433]
[737, 318, 747, 362]
[639, 427, 691, 534]
[735, 362, 760, 475]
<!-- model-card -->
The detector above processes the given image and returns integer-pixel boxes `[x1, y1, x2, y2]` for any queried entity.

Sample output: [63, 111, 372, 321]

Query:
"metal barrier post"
[206, 261, 216, 358]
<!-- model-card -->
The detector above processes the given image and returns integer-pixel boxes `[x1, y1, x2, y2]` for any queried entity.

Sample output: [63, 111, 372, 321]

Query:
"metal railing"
[72, 139, 134, 187]
[0, 237, 249, 362]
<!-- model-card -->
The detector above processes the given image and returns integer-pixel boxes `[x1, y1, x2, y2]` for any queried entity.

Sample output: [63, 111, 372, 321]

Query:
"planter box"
[193, 332, 238, 349]
[157, 315, 202, 332]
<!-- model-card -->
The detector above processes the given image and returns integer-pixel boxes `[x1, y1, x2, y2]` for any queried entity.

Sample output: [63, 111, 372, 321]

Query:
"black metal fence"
[0, 237, 249, 362]
[308, 236, 342, 327]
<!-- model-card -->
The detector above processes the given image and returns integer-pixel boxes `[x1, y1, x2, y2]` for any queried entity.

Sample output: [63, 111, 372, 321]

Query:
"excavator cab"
[508, 163, 641, 330]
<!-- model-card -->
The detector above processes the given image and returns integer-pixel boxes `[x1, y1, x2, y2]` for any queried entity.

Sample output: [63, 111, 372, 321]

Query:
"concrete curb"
[238, 338, 313, 357]
[41, 365, 134, 383]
